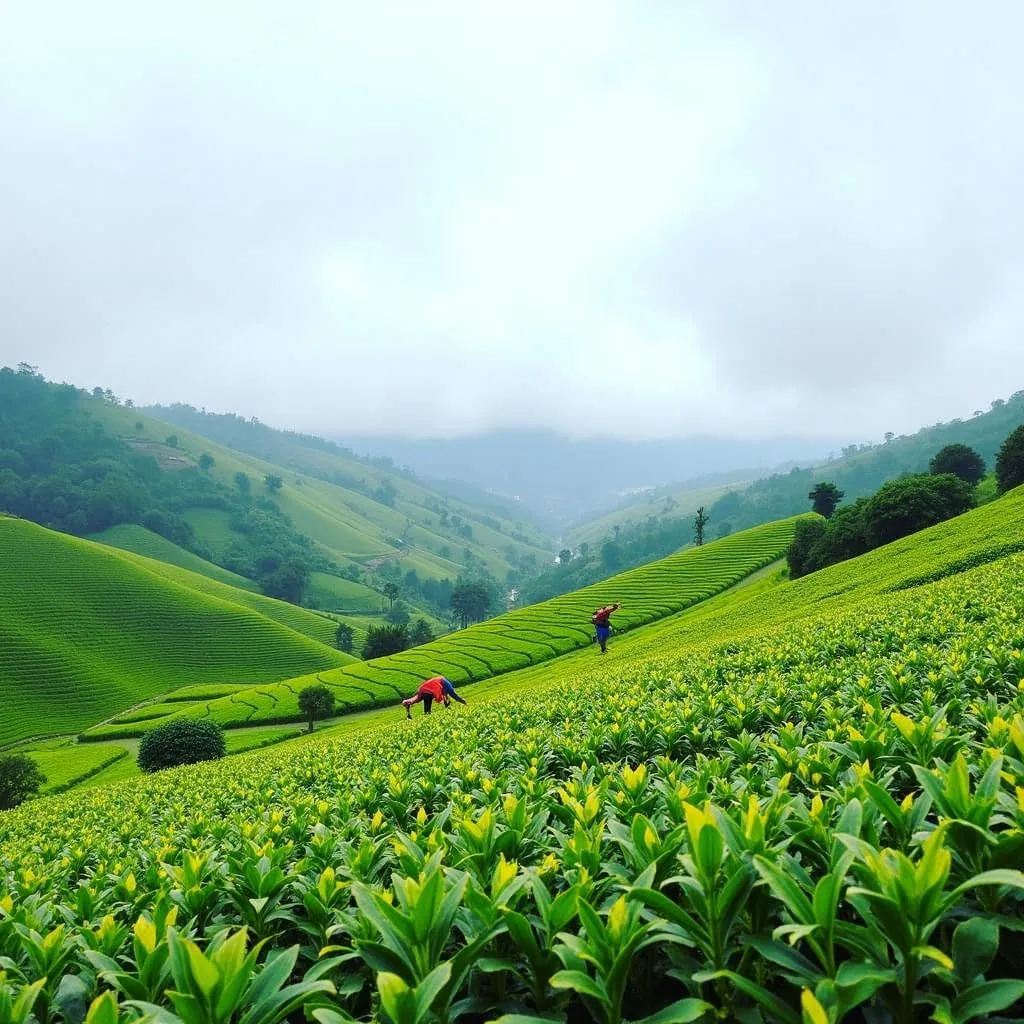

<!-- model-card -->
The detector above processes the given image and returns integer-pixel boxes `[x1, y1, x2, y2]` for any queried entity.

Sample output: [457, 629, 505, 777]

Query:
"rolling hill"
[0, 516, 352, 746]
[89, 516, 803, 738]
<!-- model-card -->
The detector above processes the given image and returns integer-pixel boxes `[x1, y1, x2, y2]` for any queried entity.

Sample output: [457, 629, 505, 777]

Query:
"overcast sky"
[3, 1, 1024, 440]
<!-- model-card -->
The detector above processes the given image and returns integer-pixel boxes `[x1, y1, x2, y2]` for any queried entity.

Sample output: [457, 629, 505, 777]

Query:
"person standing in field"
[402, 676, 467, 718]
[591, 602, 621, 654]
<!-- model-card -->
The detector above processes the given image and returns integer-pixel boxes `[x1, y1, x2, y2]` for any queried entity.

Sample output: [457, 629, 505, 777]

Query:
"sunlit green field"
[2, 489, 1022, 1023]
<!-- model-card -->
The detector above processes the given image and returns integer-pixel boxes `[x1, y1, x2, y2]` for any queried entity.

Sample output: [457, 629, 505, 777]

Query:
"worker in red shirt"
[402, 676, 467, 718]
[591, 602, 621, 654]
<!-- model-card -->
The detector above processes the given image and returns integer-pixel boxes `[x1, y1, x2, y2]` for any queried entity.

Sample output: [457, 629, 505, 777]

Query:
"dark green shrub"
[0, 753, 46, 810]
[929, 443, 985, 485]
[863, 473, 974, 549]
[137, 719, 226, 773]
[995, 424, 1024, 494]
[786, 518, 826, 579]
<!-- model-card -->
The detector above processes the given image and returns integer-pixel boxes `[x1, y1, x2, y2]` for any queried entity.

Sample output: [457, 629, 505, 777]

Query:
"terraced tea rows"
[0, 517, 352, 745]
[2, 491, 1022, 1023]
[115, 517, 802, 734]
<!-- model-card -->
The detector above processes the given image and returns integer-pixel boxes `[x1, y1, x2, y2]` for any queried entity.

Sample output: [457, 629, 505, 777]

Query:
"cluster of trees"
[0, 367, 328, 605]
[363, 617, 436, 659]
[708, 392, 1024, 536]
[787, 435, 1024, 579]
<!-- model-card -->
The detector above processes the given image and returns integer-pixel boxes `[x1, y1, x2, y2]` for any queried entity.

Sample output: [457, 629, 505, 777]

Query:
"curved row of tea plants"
[0, 517, 351, 746]
[2, 539, 1023, 1023]
[127, 517, 804, 735]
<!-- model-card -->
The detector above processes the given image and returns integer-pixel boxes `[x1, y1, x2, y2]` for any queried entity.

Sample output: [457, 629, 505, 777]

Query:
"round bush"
[137, 719, 226, 773]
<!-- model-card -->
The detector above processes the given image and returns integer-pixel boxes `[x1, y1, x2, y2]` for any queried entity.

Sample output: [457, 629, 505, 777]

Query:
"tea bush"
[2, 537, 1023, 1022]
[136, 720, 227, 773]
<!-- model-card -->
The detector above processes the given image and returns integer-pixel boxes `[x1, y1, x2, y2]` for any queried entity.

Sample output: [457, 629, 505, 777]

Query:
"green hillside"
[89, 537, 347, 647]
[99, 516, 801, 736]
[0, 516, 351, 746]
[3, 489, 1022, 1023]
[89, 523, 258, 590]
[128, 402, 554, 580]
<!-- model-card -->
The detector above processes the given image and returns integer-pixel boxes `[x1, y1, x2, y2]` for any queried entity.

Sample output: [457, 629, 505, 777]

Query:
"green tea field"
[0, 516, 352, 746]
[2, 486, 1022, 1023]
[85, 516, 802, 739]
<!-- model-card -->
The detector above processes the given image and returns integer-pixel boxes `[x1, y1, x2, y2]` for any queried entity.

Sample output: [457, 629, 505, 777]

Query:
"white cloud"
[1, 1, 1023, 439]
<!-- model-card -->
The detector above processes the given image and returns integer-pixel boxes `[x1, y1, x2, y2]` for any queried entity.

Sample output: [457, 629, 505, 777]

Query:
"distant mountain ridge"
[337, 429, 845, 526]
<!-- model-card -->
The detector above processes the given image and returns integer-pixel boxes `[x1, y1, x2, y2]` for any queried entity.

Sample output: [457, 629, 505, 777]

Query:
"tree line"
[788, 430, 1024, 579]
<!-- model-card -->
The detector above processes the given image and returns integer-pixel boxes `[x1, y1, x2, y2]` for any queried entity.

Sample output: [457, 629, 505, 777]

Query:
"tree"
[234, 471, 251, 495]
[264, 473, 283, 493]
[715, 522, 733, 539]
[165, 435, 178, 448]
[929, 444, 985, 485]
[600, 540, 622, 574]
[382, 581, 401, 608]
[808, 481, 844, 518]
[198, 453, 214, 472]
[786, 518, 827, 579]
[386, 601, 411, 626]
[409, 617, 434, 646]
[693, 506, 709, 546]
[558, 548, 572, 566]
[862, 473, 974, 549]
[995, 424, 1024, 494]
[334, 621, 354, 653]
[137, 720, 225, 773]
[450, 581, 491, 628]
[259, 558, 310, 604]
[363, 623, 410, 659]
[298, 684, 335, 733]
[0, 753, 46, 810]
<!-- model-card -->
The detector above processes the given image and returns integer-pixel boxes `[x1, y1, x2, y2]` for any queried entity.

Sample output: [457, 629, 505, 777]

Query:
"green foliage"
[198, 452, 214, 472]
[790, 474, 975, 579]
[863, 473, 975, 548]
[335, 621, 355, 653]
[0, 753, 45, 810]
[409, 617, 434, 646]
[995, 423, 1024, 494]
[808, 481, 844, 518]
[450, 580, 491, 628]
[297, 684, 335, 733]
[929, 443, 985, 485]
[4, 513, 1024, 1020]
[693, 506, 709, 546]
[364, 623, 411, 660]
[136, 719, 226, 772]
[264, 473, 283, 493]
[706, 390, 1024, 534]
[234, 471, 251, 495]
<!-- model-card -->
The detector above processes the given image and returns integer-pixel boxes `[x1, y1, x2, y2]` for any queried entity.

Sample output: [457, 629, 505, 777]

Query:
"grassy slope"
[93, 402, 553, 581]
[0, 517, 352, 746]
[566, 478, 747, 546]
[41, 486, 1024, 794]
[107, 516, 801, 736]
[89, 523, 258, 590]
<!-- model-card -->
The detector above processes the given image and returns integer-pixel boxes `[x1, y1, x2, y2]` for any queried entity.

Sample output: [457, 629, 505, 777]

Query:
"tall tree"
[693, 506, 709, 546]
[298, 684, 335, 733]
[929, 444, 985, 485]
[334, 621, 354, 654]
[0, 754, 46, 810]
[198, 453, 214, 472]
[450, 581, 490, 628]
[382, 581, 401, 608]
[995, 424, 1024, 494]
[264, 473, 283, 493]
[363, 623, 409, 659]
[409, 617, 434, 646]
[808, 481, 845, 518]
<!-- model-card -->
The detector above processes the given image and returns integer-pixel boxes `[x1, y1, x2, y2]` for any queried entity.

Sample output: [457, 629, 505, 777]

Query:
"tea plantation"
[1, 489, 1023, 1022]
[0, 517, 352, 746]
[88, 517, 802, 739]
